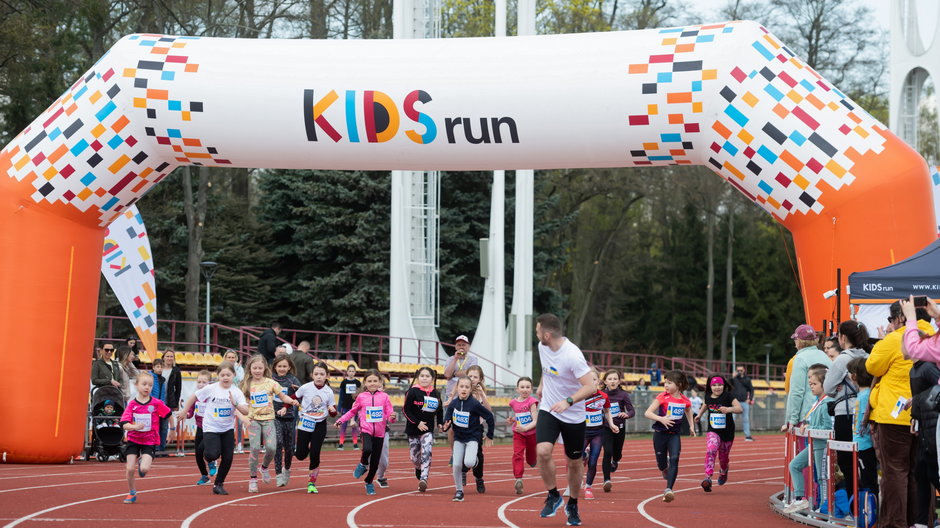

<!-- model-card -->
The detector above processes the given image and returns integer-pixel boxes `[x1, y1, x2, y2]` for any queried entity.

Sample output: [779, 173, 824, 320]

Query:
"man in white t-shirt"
[534, 313, 594, 527]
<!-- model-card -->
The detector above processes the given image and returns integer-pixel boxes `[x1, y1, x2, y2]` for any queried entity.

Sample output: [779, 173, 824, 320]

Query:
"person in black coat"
[910, 360, 940, 528]
[258, 323, 282, 364]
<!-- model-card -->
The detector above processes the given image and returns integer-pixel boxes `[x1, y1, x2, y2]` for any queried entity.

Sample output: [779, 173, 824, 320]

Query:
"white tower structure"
[390, 0, 442, 363]
[890, 0, 940, 232]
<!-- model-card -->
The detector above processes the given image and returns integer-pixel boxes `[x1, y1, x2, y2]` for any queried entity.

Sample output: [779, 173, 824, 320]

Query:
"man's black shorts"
[124, 441, 156, 458]
[535, 410, 586, 459]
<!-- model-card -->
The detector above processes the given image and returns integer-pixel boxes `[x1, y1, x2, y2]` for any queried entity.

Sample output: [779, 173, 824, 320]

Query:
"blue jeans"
[739, 401, 751, 437]
[158, 416, 169, 451]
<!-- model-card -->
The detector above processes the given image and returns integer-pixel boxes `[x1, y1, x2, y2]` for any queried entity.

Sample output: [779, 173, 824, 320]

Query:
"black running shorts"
[535, 410, 586, 459]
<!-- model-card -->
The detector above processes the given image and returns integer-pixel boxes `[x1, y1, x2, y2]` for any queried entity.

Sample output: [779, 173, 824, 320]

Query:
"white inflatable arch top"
[0, 21, 934, 462]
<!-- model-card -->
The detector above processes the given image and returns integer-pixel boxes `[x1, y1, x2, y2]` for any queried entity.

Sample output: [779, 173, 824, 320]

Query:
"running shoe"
[583, 486, 594, 499]
[452, 490, 465, 502]
[261, 467, 271, 484]
[284, 469, 291, 483]
[476, 478, 486, 494]
[235, 444, 244, 454]
[123, 492, 136, 504]
[353, 444, 359, 450]
[307, 482, 318, 494]
[603, 480, 612, 493]
[208, 460, 218, 476]
[701, 478, 712, 493]
[212, 484, 229, 495]
[353, 463, 367, 479]
[745, 436, 755, 442]
[418, 479, 428, 492]
[565, 501, 581, 526]
[377, 478, 389, 488]
[718, 471, 728, 486]
[276, 473, 286, 487]
[338, 443, 345, 450]
[540, 492, 564, 517]
[248, 479, 259, 493]
[515, 479, 524, 495]
[663, 488, 675, 503]
[782, 498, 809, 513]
[196, 476, 211, 486]
[611, 460, 619, 472]
[365, 482, 376, 495]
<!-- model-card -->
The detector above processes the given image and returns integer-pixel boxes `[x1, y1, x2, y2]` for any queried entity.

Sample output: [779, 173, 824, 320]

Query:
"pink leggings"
[704, 432, 733, 478]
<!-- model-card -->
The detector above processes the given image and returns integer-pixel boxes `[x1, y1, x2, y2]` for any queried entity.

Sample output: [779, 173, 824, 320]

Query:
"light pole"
[764, 343, 772, 384]
[200, 261, 217, 354]
[729, 324, 739, 372]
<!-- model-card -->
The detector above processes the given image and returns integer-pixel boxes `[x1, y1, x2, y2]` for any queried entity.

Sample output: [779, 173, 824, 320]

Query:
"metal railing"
[582, 349, 786, 381]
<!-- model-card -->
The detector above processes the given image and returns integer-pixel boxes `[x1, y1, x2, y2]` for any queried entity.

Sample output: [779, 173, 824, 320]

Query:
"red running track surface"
[0, 435, 796, 527]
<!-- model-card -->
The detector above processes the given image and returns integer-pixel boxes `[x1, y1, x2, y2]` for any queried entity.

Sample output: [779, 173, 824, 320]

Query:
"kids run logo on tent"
[302, 89, 520, 145]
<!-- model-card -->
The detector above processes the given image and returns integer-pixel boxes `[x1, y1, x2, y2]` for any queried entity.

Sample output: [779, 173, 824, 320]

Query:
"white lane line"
[636, 475, 781, 528]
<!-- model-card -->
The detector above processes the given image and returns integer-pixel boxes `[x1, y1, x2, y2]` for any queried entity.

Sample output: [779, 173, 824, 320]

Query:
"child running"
[600, 369, 635, 493]
[338, 364, 361, 450]
[187, 369, 216, 485]
[644, 369, 696, 503]
[272, 355, 301, 487]
[402, 366, 445, 492]
[783, 364, 833, 513]
[177, 361, 248, 495]
[294, 361, 337, 494]
[582, 370, 618, 499]
[240, 354, 299, 493]
[335, 369, 396, 495]
[508, 376, 538, 495]
[443, 376, 495, 502]
[699, 375, 742, 492]
[460, 364, 492, 493]
[120, 372, 171, 503]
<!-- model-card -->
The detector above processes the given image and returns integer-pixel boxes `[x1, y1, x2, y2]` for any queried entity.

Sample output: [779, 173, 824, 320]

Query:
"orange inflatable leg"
[786, 129, 936, 327]
[0, 150, 103, 463]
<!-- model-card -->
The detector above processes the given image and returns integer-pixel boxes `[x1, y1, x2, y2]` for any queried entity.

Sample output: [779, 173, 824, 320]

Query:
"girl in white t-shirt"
[294, 361, 337, 494]
[177, 361, 249, 495]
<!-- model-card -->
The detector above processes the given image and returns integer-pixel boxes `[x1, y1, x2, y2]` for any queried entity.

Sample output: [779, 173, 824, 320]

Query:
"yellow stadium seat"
[212, 353, 223, 365]
[138, 350, 153, 363]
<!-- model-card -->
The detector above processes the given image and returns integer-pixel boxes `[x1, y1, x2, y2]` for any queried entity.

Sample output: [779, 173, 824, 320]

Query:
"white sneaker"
[248, 479, 259, 493]
[275, 473, 286, 487]
[261, 468, 271, 484]
[782, 498, 809, 513]
[663, 488, 675, 503]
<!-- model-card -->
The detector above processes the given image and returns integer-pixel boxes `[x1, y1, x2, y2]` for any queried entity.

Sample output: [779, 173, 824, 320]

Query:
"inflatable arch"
[0, 21, 934, 462]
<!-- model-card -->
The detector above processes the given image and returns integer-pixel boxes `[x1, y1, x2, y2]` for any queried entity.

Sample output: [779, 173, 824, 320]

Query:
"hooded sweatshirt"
[823, 347, 869, 417]
[402, 385, 444, 437]
[338, 389, 395, 438]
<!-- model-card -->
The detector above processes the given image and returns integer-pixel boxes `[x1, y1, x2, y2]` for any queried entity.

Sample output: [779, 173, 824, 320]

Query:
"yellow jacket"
[867, 319, 935, 426]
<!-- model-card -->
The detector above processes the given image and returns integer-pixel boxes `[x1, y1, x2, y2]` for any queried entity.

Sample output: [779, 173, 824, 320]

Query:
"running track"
[0, 436, 795, 527]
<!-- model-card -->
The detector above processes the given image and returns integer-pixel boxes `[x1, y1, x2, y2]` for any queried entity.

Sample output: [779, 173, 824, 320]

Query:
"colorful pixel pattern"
[626, 21, 887, 222]
[102, 205, 157, 350]
[0, 34, 226, 226]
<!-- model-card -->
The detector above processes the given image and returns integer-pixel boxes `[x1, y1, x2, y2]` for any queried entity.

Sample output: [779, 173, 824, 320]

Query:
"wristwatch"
[566, 397, 574, 406]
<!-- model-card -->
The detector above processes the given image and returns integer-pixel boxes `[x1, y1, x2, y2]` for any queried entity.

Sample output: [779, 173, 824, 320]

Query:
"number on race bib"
[453, 410, 470, 428]
[709, 413, 726, 429]
[366, 406, 384, 423]
[610, 402, 621, 415]
[422, 396, 439, 412]
[515, 411, 533, 427]
[667, 402, 686, 419]
[194, 401, 205, 417]
[213, 405, 233, 419]
[133, 413, 152, 432]
[250, 391, 270, 408]
[297, 413, 318, 432]
[585, 409, 603, 426]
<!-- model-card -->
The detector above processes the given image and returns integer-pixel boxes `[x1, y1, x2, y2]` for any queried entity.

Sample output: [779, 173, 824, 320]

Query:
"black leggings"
[295, 422, 327, 470]
[653, 431, 681, 489]
[833, 415, 855, 495]
[194, 427, 208, 477]
[602, 426, 626, 481]
[473, 442, 484, 479]
[360, 433, 385, 484]
[203, 429, 235, 485]
[274, 418, 295, 473]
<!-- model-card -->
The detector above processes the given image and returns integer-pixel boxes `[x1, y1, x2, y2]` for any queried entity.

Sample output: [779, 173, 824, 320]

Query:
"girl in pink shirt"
[508, 376, 538, 494]
[335, 369, 396, 495]
[120, 372, 171, 504]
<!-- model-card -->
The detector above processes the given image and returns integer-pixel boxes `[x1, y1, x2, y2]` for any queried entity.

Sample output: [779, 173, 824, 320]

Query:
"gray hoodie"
[823, 347, 868, 416]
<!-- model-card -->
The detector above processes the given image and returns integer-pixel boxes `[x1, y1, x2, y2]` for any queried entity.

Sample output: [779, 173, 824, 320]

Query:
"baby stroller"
[85, 386, 126, 462]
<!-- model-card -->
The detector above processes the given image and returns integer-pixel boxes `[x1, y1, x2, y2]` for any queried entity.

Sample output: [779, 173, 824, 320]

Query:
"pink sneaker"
[583, 486, 595, 499]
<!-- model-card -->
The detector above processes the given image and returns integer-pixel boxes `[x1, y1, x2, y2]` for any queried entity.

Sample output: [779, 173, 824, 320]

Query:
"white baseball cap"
[455, 335, 469, 343]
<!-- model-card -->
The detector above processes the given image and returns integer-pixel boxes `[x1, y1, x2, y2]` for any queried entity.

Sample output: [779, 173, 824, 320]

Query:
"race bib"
[422, 396, 439, 412]
[195, 401, 205, 417]
[585, 409, 603, 426]
[453, 410, 470, 428]
[345, 383, 358, 394]
[133, 413, 152, 432]
[297, 413, 318, 432]
[610, 402, 621, 415]
[515, 411, 533, 427]
[366, 406, 384, 423]
[213, 405, 233, 419]
[890, 396, 908, 419]
[709, 413, 726, 429]
[250, 390, 270, 408]
[280, 385, 288, 394]
[667, 402, 686, 419]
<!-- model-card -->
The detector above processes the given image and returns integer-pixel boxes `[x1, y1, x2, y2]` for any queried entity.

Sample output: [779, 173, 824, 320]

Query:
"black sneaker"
[452, 490, 465, 502]
[540, 492, 564, 518]
[476, 478, 486, 494]
[377, 478, 389, 488]
[611, 459, 619, 472]
[701, 478, 712, 492]
[565, 502, 582, 526]
[212, 484, 229, 495]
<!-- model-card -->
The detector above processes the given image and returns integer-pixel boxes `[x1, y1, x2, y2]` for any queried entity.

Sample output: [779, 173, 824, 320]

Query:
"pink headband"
[709, 376, 724, 386]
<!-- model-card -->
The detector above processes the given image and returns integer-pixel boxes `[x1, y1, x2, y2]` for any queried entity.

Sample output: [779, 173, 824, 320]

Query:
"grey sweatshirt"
[823, 347, 868, 416]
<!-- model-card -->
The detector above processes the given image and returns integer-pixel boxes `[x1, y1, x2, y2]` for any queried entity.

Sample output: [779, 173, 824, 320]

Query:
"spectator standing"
[163, 349, 182, 455]
[117, 345, 139, 402]
[823, 336, 842, 361]
[91, 343, 122, 390]
[731, 366, 755, 441]
[783, 324, 831, 431]
[866, 301, 932, 528]
[444, 335, 477, 403]
[151, 358, 168, 454]
[648, 362, 662, 387]
[258, 322, 282, 365]
[292, 341, 315, 384]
